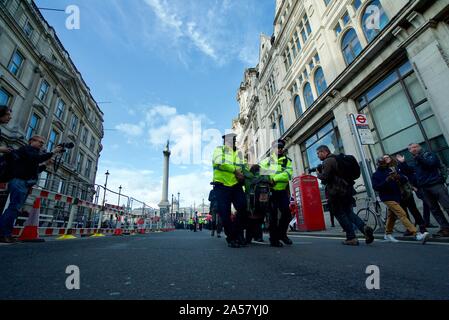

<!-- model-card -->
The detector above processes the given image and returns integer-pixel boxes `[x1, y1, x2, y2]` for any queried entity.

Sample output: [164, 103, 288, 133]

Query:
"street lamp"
[103, 170, 110, 226]
[118, 185, 122, 206]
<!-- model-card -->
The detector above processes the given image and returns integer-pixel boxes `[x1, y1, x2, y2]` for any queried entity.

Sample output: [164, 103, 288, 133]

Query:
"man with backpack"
[398, 143, 449, 237]
[316, 145, 374, 246]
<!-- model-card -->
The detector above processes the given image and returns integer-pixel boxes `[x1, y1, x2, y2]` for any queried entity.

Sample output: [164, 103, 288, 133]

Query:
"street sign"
[354, 114, 375, 145]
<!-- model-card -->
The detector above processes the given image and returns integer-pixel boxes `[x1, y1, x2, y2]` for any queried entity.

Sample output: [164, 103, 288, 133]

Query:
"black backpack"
[335, 154, 361, 183]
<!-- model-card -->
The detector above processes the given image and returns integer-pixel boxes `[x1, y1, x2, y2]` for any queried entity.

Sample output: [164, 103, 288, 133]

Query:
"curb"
[289, 231, 449, 243]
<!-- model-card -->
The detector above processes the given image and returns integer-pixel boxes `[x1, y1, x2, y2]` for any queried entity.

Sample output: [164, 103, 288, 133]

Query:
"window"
[334, 23, 342, 37]
[90, 137, 96, 150]
[70, 114, 79, 132]
[55, 99, 65, 119]
[279, 116, 285, 136]
[294, 95, 303, 118]
[324, 0, 332, 6]
[38, 80, 50, 101]
[342, 28, 362, 65]
[357, 61, 449, 166]
[303, 83, 315, 108]
[8, 50, 24, 76]
[64, 146, 72, 163]
[353, 0, 362, 11]
[342, 12, 350, 26]
[24, 21, 34, 38]
[314, 67, 328, 96]
[26, 114, 40, 140]
[85, 159, 92, 178]
[76, 153, 84, 173]
[82, 127, 88, 144]
[0, 88, 12, 106]
[47, 129, 59, 152]
[362, 0, 389, 43]
[299, 15, 312, 44]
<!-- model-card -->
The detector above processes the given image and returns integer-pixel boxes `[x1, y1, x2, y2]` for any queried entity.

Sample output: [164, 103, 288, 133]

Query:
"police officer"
[260, 139, 293, 247]
[212, 133, 247, 248]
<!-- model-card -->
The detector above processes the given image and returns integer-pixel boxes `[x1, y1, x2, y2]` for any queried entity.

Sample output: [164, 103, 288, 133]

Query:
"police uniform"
[260, 139, 294, 247]
[212, 133, 247, 248]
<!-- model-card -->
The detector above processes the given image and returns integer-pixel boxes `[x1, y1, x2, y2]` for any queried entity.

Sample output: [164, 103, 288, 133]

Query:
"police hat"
[272, 139, 286, 148]
[222, 133, 237, 140]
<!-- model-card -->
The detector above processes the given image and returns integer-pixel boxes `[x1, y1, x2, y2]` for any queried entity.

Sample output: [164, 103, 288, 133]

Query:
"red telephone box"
[292, 175, 325, 232]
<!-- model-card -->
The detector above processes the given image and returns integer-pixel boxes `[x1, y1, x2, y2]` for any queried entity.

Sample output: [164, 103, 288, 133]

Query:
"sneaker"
[342, 238, 359, 246]
[280, 236, 293, 245]
[0, 236, 17, 244]
[364, 226, 375, 244]
[228, 240, 240, 248]
[416, 232, 430, 244]
[270, 240, 283, 247]
[434, 229, 449, 238]
[384, 234, 399, 243]
[403, 230, 414, 237]
[254, 238, 264, 243]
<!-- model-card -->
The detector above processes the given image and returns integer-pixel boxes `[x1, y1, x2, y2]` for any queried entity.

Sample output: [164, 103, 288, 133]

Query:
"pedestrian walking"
[316, 145, 374, 246]
[372, 156, 429, 243]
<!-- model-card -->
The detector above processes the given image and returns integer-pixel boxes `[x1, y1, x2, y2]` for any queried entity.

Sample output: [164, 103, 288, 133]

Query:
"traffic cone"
[113, 221, 123, 236]
[19, 198, 45, 243]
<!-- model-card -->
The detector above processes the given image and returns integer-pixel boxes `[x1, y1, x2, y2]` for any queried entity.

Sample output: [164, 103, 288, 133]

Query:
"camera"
[58, 142, 75, 152]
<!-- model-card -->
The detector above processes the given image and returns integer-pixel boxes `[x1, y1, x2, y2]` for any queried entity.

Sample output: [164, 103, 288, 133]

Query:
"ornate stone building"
[0, 0, 104, 204]
[235, 0, 449, 191]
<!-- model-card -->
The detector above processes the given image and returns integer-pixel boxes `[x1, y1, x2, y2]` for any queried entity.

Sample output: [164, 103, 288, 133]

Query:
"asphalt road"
[1, 230, 448, 300]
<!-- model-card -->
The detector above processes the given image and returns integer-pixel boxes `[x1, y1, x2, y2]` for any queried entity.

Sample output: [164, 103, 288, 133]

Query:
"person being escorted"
[372, 156, 429, 243]
[397, 143, 449, 237]
[260, 139, 293, 248]
[316, 145, 374, 246]
[212, 133, 247, 248]
[0, 135, 63, 243]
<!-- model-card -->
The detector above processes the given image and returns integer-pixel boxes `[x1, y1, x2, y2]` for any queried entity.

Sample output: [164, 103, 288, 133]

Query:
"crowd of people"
[209, 130, 449, 248]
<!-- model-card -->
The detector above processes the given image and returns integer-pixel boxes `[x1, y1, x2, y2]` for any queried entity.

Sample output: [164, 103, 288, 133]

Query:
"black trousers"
[214, 184, 247, 242]
[269, 190, 291, 241]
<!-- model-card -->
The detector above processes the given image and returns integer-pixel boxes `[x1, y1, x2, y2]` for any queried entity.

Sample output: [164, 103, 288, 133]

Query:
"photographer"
[0, 135, 63, 243]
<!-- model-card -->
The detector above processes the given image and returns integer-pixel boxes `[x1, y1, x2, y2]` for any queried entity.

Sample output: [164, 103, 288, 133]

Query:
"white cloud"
[115, 122, 145, 137]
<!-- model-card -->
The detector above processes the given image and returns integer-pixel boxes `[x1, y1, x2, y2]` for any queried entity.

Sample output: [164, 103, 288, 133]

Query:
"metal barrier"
[0, 182, 176, 239]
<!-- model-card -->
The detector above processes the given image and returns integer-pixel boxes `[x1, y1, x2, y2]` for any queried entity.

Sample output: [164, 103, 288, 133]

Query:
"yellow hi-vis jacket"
[212, 146, 245, 187]
[260, 153, 293, 191]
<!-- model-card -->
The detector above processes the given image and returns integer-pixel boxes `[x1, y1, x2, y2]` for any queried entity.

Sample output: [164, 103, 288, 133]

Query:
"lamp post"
[177, 192, 180, 220]
[118, 185, 122, 206]
[101, 170, 109, 228]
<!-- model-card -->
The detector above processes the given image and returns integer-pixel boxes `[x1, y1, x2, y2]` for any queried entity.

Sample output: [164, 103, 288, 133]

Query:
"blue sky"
[35, 0, 275, 209]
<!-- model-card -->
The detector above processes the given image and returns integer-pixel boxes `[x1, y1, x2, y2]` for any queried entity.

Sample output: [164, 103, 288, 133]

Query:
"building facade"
[0, 0, 104, 207]
[235, 0, 449, 194]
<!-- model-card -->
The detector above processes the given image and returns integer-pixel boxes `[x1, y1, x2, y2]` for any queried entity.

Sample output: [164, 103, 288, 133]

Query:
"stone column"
[158, 141, 171, 219]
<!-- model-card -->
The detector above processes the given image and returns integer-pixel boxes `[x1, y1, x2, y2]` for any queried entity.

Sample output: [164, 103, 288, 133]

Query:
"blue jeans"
[0, 179, 30, 237]
[330, 200, 366, 240]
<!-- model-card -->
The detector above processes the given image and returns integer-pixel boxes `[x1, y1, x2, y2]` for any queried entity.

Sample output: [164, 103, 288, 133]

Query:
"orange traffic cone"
[19, 198, 45, 242]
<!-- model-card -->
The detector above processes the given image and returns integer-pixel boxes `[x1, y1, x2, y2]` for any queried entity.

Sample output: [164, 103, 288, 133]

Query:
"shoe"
[403, 230, 414, 237]
[342, 239, 359, 246]
[228, 240, 240, 248]
[280, 236, 293, 245]
[270, 240, 283, 247]
[384, 234, 399, 243]
[416, 232, 430, 244]
[434, 229, 449, 238]
[254, 238, 264, 242]
[0, 236, 17, 244]
[364, 226, 374, 244]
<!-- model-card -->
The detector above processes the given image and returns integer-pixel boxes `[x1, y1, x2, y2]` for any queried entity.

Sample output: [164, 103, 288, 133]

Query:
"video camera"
[57, 142, 75, 152]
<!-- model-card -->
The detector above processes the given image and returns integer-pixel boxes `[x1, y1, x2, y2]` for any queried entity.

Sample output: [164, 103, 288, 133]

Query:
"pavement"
[1, 229, 449, 300]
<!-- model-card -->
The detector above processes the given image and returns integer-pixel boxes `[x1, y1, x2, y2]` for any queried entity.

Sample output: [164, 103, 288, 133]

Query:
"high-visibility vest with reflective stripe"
[260, 154, 293, 191]
[212, 146, 244, 187]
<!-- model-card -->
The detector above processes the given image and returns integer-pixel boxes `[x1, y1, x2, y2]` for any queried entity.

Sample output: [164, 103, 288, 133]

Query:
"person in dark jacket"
[0, 105, 12, 154]
[316, 145, 374, 246]
[372, 156, 429, 243]
[399, 143, 449, 237]
[0, 135, 63, 243]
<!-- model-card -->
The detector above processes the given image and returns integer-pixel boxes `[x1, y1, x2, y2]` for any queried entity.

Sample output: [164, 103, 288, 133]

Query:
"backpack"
[335, 154, 361, 183]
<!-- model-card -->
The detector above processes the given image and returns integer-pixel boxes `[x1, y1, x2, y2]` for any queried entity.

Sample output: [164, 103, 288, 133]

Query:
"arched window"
[342, 28, 363, 65]
[362, 0, 389, 42]
[294, 95, 303, 118]
[303, 83, 315, 108]
[279, 116, 285, 136]
[314, 67, 327, 96]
